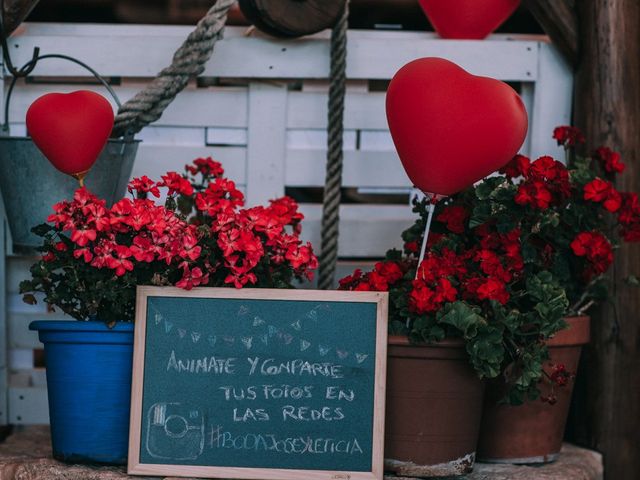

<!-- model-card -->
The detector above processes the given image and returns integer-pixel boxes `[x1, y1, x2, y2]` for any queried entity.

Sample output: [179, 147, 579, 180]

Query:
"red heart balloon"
[26, 90, 114, 177]
[419, 0, 520, 40]
[386, 57, 528, 196]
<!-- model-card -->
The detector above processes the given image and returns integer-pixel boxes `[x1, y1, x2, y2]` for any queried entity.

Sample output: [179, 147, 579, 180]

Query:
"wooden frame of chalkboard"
[128, 286, 388, 480]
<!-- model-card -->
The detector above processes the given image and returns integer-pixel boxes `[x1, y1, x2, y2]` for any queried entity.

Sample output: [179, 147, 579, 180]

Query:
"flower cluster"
[540, 363, 575, 405]
[21, 157, 317, 323]
[507, 156, 571, 209]
[340, 126, 640, 403]
[343, 226, 523, 317]
[570, 231, 613, 280]
[553, 126, 585, 147]
[617, 192, 640, 241]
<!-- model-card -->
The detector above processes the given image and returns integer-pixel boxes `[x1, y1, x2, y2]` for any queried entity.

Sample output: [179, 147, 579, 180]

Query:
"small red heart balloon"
[419, 0, 520, 40]
[26, 90, 114, 177]
[386, 57, 528, 196]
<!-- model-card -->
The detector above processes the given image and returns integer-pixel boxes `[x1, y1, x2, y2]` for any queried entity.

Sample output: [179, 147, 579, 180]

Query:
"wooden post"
[572, 0, 640, 477]
[521, 0, 578, 67]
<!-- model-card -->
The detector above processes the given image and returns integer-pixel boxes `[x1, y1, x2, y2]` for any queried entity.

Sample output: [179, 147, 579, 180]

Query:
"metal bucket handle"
[2, 53, 124, 137]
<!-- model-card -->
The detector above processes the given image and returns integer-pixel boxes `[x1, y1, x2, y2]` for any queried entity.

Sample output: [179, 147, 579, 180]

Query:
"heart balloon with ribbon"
[26, 90, 114, 185]
[386, 57, 528, 273]
[419, 0, 520, 40]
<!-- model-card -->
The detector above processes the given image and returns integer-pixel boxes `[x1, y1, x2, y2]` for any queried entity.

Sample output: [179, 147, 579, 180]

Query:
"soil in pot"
[385, 336, 485, 477]
[477, 316, 590, 463]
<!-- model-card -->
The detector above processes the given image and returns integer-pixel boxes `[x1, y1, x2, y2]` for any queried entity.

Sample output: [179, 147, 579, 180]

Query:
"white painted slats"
[132, 145, 247, 184]
[287, 91, 388, 130]
[245, 82, 288, 205]
[8, 383, 49, 424]
[8, 25, 540, 81]
[6, 83, 248, 129]
[299, 204, 414, 258]
[526, 43, 574, 160]
[286, 150, 409, 188]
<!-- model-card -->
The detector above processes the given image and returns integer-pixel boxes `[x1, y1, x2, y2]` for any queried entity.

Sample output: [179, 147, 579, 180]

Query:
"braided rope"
[317, 1, 348, 290]
[111, 0, 235, 138]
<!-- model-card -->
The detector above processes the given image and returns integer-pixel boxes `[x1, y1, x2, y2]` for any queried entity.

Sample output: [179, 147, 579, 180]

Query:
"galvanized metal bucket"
[0, 54, 140, 250]
[0, 137, 139, 249]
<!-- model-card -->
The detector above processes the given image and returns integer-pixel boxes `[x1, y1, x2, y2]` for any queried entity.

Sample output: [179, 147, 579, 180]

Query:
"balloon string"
[415, 202, 436, 280]
[72, 171, 88, 188]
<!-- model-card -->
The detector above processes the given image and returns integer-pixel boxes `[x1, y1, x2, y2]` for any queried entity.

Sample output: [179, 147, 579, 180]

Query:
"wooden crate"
[0, 23, 573, 424]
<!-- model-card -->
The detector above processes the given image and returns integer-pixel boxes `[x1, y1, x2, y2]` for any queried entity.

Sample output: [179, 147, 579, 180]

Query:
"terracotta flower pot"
[477, 316, 590, 463]
[384, 336, 485, 476]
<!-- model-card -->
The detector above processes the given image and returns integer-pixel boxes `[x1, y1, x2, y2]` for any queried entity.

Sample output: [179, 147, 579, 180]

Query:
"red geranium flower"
[584, 178, 611, 202]
[158, 172, 194, 196]
[176, 264, 209, 290]
[106, 245, 134, 276]
[515, 181, 553, 209]
[584, 179, 622, 212]
[367, 261, 404, 291]
[70, 228, 97, 247]
[570, 231, 613, 279]
[436, 205, 469, 234]
[128, 176, 160, 198]
[594, 147, 625, 174]
[185, 157, 224, 177]
[476, 277, 510, 304]
[500, 154, 531, 179]
[553, 126, 585, 147]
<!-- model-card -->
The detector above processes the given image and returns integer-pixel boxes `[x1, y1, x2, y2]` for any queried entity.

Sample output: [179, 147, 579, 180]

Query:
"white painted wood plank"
[7, 84, 248, 128]
[6, 256, 38, 293]
[299, 204, 414, 258]
[9, 349, 34, 370]
[14, 22, 544, 42]
[206, 127, 247, 146]
[286, 129, 357, 150]
[245, 82, 287, 206]
[136, 126, 205, 146]
[528, 43, 573, 160]
[8, 312, 71, 350]
[0, 101, 7, 421]
[360, 130, 395, 152]
[286, 150, 410, 188]
[287, 92, 387, 130]
[7, 292, 51, 315]
[518, 83, 535, 158]
[8, 385, 49, 424]
[8, 25, 540, 80]
[132, 145, 247, 185]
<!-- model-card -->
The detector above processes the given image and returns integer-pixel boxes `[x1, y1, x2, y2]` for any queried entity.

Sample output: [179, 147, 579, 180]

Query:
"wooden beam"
[571, 0, 640, 478]
[521, 0, 578, 67]
[2, 0, 40, 36]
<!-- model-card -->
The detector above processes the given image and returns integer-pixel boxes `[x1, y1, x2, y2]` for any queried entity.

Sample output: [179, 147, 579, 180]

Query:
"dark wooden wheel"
[238, 0, 347, 38]
[2, 0, 41, 35]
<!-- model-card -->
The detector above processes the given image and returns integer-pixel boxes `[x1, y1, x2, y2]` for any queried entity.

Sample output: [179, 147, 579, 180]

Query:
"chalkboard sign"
[128, 286, 388, 480]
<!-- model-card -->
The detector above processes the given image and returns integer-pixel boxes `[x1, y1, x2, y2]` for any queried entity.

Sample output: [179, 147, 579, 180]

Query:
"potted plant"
[339, 126, 640, 471]
[471, 126, 638, 463]
[21, 157, 318, 465]
[339, 235, 566, 476]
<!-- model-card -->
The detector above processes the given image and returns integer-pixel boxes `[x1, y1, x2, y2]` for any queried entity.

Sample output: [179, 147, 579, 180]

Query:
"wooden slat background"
[0, 23, 573, 424]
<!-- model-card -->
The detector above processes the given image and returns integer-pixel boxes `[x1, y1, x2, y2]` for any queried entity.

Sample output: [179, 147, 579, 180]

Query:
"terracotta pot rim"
[547, 316, 590, 347]
[388, 335, 465, 348]
[389, 316, 589, 349]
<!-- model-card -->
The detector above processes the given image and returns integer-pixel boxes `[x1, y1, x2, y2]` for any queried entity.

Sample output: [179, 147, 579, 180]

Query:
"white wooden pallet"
[0, 23, 573, 424]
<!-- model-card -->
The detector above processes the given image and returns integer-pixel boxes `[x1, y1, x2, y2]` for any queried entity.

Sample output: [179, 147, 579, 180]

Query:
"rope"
[111, 0, 235, 138]
[317, 1, 348, 290]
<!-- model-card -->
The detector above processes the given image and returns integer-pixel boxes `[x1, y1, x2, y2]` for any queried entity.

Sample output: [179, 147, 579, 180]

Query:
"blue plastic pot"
[29, 320, 134, 465]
